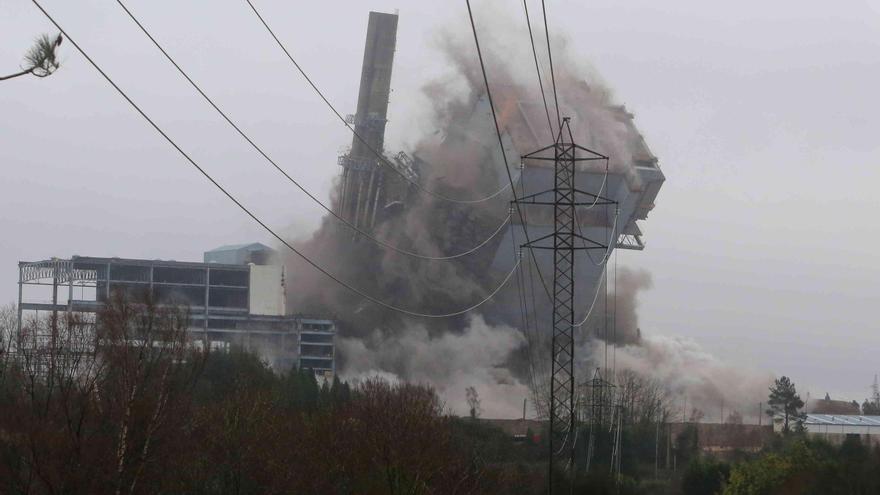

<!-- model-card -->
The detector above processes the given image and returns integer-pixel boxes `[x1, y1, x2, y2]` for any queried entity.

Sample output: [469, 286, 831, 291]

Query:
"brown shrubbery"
[0, 296, 532, 494]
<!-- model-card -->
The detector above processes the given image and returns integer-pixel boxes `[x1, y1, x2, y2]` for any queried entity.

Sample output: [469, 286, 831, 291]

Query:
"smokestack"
[339, 12, 399, 231]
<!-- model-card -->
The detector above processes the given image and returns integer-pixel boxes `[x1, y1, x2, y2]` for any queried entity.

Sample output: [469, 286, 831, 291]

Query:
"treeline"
[0, 296, 679, 494]
[9, 298, 880, 494]
[0, 297, 554, 494]
[679, 435, 880, 495]
[675, 375, 880, 495]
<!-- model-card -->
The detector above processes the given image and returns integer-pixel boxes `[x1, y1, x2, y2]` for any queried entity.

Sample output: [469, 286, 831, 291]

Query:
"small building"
[806, 393, 861, 415]
[17, 249, 334, 376]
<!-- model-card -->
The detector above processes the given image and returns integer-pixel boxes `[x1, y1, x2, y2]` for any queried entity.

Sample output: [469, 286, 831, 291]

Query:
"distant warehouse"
[17, 242, 335, 376]
[774, 414, 880, 447]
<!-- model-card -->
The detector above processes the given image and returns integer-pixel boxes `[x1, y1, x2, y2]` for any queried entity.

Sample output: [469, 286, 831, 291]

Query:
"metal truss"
[515, 118, 615, 490]
[19, 259, 97, 284]
[582, 367, 617, 471]
[615, 233, 645, 251]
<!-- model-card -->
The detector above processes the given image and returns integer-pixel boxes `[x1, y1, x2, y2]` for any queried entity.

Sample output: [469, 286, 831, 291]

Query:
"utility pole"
[655, 411, 660, 478]
[666, 423, 671, 470]
[872, 375, 880, 408]
[516, 117, 613, 494]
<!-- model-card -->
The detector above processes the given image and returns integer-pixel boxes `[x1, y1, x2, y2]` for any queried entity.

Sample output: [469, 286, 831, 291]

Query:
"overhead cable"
[521, 0, 554, 142]
[243, 0, 518, 205]
[574, 159, 617, 266]
[114, 0, 513, 262]
[31, 0, 521, 319]
[466, 0, 553, 302]
[578, 202, 619, 267]
[571, 266, 607, 327]
[540, 0, 562, 130]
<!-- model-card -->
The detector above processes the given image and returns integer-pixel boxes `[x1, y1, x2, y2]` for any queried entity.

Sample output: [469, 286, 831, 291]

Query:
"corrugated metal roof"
[805, 414, 880, 426]
[205, 242, 272, 253]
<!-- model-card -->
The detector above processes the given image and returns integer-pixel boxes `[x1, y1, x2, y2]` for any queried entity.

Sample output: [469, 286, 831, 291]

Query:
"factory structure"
[324, 10, 665, 428]
[13, 9, 663, 394]
[16, 243, 335, 375]
[336, 10, 664, 278]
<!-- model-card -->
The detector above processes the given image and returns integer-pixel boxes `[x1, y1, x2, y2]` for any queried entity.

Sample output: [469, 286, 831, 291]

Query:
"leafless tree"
[0, 293, 203, 494]
[726, 410, 744, 425]
[466, 386, 482, 419]
[615, 369, 672, 425]
[1, 308, 104, 493]
[96, 293, 205, 495]
[1, 34, 63, 81]
[0, 303, 16, 375]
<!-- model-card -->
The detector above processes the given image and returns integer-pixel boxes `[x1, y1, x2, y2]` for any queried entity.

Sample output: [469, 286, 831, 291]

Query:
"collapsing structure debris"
[281, 10, 666, 419]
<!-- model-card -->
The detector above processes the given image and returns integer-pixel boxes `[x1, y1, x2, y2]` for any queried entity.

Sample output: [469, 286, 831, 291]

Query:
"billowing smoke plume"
[589, 267, 772, 421]
[611, 266, 653, 346]
[338, 315, 529, 418]
[605, 336, 773, 422]
[279, 7, 769, 418]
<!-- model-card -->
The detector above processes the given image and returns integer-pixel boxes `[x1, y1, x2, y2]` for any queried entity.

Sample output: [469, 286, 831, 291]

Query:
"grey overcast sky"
[2, 1, 879, 403]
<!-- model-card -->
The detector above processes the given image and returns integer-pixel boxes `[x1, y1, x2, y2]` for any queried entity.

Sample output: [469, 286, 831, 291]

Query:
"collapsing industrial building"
[282, 9, 665, 417]
[14, 9, 665, 416]
[16, 243, 335, 375]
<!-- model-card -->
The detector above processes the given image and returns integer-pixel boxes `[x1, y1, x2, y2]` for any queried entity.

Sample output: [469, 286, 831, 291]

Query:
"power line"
[243, 0, 517, 206]
[465, 0, 553, 303]
[571, 160, 618, 266]
[522, 0, 554, 142]
[30, 0, 521, 320]
[511, 220, 540, 412]
[582, 207, 619, 266]
[540, 0, 562, 130]
[572, 266, 607, 328]
[515, 173, 549, 416]
[114, 0, 513, 262]
[612, 236, 618, 375]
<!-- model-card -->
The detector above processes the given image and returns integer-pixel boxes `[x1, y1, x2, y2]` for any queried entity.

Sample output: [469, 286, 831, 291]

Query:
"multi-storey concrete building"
[17, 243, 335, 375]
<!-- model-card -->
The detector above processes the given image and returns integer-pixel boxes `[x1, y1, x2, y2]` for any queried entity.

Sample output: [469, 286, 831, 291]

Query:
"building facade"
[17, 248, 335, 375]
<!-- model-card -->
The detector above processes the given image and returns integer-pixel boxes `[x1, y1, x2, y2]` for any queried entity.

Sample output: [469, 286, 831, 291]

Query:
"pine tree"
[766, 376, 805, 433]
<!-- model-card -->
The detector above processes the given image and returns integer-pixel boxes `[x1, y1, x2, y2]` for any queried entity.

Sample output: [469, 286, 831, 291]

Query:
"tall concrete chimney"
[338, 12, 398, 232]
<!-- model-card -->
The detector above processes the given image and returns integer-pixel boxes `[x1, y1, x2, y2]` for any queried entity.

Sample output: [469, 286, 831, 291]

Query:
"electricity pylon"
[515, 117, 614, 493]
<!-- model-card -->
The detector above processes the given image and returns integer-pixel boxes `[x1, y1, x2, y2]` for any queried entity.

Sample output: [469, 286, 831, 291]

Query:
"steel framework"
[582, 367, 617, 472]
[516, 118, 614, 491]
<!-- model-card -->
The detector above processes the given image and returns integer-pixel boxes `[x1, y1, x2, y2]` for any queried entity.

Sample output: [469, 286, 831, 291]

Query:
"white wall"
[248, 265, 285, 316]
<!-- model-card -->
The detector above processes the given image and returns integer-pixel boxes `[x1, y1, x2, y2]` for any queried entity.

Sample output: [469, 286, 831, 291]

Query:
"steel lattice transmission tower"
[516, 117, 615, 490]
[583, 367, 616, 472]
